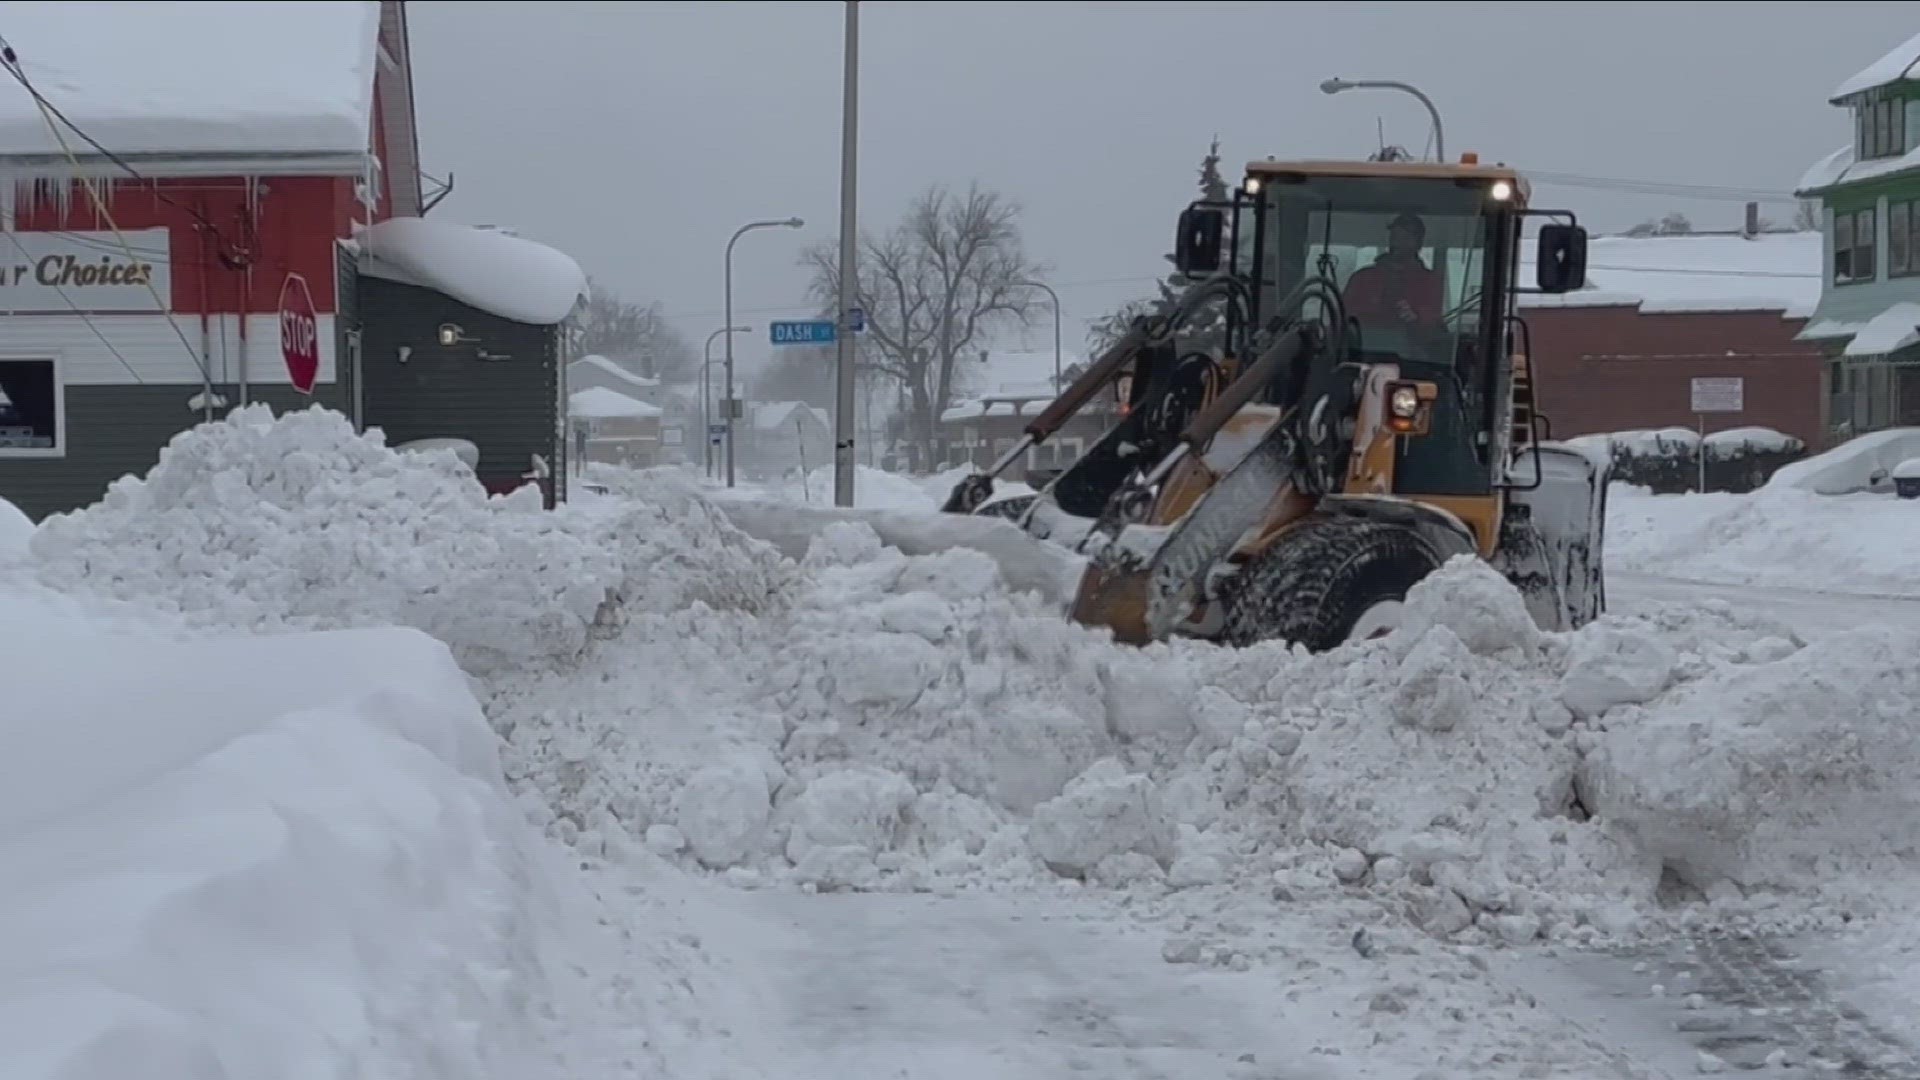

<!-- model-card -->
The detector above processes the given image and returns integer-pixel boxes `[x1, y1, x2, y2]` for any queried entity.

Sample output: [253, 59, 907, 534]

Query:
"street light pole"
[703, 325, 749, 478]
[1021, 279, 1062, 389]
[724, 216, 804, 487]
[1319, 77, 1446, 163]
[831, 0, 860, 508]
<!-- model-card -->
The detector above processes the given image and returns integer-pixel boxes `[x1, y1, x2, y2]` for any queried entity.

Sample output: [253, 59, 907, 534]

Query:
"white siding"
[0, 313, 337, 386]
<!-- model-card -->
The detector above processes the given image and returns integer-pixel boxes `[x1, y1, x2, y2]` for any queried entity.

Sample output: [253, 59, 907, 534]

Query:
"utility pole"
[832, 0, 860, 507]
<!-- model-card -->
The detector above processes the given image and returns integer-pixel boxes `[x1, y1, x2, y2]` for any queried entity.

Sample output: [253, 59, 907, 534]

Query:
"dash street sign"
[770, 319, 837, 346]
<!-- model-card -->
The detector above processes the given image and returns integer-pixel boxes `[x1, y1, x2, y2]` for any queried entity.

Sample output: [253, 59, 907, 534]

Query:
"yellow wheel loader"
[941, 156, 1609, 651]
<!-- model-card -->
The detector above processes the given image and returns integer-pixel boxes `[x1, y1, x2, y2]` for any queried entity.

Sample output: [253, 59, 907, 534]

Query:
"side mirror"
[1536, 223, 1588, 294]
[1174, 206, 1226, 276]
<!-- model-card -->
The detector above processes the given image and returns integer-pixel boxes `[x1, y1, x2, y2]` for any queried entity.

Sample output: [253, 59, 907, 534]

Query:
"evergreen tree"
[1087, 136, 1242, 356]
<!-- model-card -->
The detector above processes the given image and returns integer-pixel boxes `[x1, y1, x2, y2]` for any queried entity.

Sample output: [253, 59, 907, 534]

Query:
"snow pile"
[0, 591, 597, 1080]
[29, 404, 791, 671]
[0, 494, 31, 561]
[491, 486, 1920, 941]
[1580, 628, 1920, 900]
[361, 216, 588, 325]
[38, 406, 1920, 952]
[1606, 483, 1920, 596]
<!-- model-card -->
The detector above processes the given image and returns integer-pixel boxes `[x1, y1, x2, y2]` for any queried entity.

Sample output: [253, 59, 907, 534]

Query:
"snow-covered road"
[743, 891, 1335, 1080]
[1610, 570, 1920, 634]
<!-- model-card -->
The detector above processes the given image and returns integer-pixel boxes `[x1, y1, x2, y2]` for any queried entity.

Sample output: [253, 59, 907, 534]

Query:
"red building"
[1518, 230, 1828, 450]
[0, 1, 584, 519]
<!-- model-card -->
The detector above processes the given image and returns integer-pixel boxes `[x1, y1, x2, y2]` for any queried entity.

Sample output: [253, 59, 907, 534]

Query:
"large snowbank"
[34, 407, 1920, 958]
[0, 589, 589, 1080]
[361, 217, 588, 325]
[0, 494, 31, 561]
[1608, 483, 1920, 596]
[0, 2, 379, 161]
[30, 404, 789, 673]
[484, 487, 1920, 944]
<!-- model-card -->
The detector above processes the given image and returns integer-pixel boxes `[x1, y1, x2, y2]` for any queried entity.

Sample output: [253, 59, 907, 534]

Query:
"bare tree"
[802, 182, 1044, 468]
[573, 279, 700, 384]
[1793, 200, 1822, 232]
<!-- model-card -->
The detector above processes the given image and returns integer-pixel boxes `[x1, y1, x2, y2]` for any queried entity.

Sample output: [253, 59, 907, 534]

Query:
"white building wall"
[0, 312, 338, 385]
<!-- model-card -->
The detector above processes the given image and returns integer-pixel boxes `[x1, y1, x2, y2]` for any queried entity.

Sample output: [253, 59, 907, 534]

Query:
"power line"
[1526, 169, 1804, 204]
[0, 33, 242, 252]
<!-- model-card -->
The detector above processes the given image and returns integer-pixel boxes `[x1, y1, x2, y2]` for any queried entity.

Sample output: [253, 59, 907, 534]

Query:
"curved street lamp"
[703, 324, 751, 478]
[1320, 77, 1446, 163]
[724, 216, 805, 486]
[1019, 279, 1063, 389]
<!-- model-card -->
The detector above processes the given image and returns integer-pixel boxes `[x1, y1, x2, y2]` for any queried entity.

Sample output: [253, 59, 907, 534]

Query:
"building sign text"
[0, 229, 170, 313]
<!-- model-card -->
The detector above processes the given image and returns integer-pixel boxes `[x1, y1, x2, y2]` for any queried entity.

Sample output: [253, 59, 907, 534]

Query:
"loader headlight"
[1389, 384, 1420, 419]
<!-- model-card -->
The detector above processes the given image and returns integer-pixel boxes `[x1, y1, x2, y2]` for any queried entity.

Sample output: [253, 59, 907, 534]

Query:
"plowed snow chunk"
[781, 768, 917, 865]
[1559, 623, 1674, 719]
[1027, 759, 1173, 878]
[1391, 626, 1474, 731]
[673, 755, 775, 869]
[1398, 556, 1541, 655]
[894, 546, 1003, 602]
[1580, 629, 1920, 895]
[1102, 660, 1197, 743]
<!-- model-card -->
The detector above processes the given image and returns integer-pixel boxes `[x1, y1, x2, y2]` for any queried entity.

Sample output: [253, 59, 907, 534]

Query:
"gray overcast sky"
[407, 0, 1918, 372]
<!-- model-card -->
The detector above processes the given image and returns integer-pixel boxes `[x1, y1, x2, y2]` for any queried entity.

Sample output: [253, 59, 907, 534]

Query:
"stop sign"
[278, 272, 320, 395]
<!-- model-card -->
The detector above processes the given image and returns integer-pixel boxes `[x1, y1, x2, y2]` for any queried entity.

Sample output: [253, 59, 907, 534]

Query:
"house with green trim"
[1795, 29, 1920, 441]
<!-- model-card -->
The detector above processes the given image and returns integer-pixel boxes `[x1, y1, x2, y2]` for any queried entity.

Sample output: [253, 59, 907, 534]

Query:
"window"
[1859, 98, 1908, 160]
[1833, 206, 1876, 285]
[0, 358, 60, 457]
[1256, 175, 1494, 354]
[1892, 199, 1919, 278]
[1858, 97, 1904, 158]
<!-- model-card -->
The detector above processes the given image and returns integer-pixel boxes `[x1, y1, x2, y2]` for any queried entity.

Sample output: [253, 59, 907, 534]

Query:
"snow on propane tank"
[359, 217, 588, 325]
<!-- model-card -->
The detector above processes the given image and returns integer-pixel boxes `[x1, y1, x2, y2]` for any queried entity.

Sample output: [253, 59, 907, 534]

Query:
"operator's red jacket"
[1343, 255, 1444, 329]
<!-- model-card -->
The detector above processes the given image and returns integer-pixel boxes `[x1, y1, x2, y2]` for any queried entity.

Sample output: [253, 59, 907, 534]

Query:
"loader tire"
[1218, 514, 1444, 651]
[973, 494, 1037, 521]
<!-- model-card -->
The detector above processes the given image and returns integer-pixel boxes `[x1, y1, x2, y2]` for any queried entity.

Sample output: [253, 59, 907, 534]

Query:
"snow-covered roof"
[1516, 232, 1821, 318]
[752, 401, 829, 432]
[0, 2, 380, 167]
[571, 355, 659, 389]
[957, 350, 1081, 399]
[360, 217, 588, 326]
[569, 387, 661, 420]
[1828, 29, 1920, 102]
[941, 349, 1084, 422]
[1796, 142, 1920, 196]
[1803, 302, 1920, 359]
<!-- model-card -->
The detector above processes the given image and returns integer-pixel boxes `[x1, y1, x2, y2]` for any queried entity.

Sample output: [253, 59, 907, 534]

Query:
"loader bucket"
[1491, 442, 1610, 632]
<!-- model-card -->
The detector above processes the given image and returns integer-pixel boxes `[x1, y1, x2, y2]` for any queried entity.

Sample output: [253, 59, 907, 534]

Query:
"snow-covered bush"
[1582, 426, 1805, 494]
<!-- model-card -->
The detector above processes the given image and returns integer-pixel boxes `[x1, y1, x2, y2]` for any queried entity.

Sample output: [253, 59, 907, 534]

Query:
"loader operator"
[1342, 212, 1444, 334]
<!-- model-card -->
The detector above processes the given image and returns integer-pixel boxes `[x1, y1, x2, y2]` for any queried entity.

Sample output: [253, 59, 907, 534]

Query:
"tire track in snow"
[1495, 931, 1920, 1078]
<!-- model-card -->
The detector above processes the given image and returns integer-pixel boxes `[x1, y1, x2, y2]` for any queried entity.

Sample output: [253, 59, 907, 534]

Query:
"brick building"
[1518, 230, 1828, 450]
